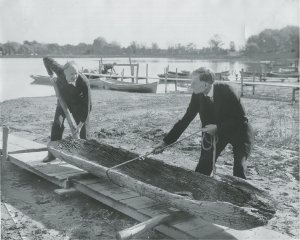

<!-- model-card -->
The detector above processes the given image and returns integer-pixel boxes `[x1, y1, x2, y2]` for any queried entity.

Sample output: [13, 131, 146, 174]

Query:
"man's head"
[190, 67, 215, 94]
[63, 61, 79, 84]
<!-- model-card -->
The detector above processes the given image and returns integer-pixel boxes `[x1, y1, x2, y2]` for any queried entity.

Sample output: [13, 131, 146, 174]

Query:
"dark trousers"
[48, 102, 90, 157]
[195, 134, 250, 179]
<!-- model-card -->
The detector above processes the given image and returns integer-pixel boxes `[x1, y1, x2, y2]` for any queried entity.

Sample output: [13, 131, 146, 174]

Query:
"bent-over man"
[102, 62, 117, 74]
[42, 57, 92, 162]
[152, 67, 254, 179]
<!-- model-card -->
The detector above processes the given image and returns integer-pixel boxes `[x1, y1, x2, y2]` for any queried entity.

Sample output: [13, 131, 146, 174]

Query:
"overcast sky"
[0, 0, 299, 49]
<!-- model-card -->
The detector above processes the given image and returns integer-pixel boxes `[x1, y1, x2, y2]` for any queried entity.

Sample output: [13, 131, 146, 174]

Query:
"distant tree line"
[243, 25, 299, 54]
[0, 26, 298, 57]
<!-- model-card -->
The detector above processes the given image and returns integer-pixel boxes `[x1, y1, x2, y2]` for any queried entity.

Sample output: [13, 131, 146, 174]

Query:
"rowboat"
[267, 71, 299, 78]
[100, 78, 158, 93]
[30, 75, 52, 85]
[29, 75, 103, 88]
[240, 71, 261, 77]
[48, 138, 276, 230]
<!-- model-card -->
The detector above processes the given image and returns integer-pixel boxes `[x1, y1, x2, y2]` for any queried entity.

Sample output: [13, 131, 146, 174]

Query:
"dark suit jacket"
[163, 82, 254, 154]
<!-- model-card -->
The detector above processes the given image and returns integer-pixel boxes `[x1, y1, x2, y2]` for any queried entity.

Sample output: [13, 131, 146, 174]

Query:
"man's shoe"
[42, 155, 56, 163]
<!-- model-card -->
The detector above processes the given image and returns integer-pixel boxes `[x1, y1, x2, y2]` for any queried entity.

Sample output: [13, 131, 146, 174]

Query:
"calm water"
[0, 57, 264, 102]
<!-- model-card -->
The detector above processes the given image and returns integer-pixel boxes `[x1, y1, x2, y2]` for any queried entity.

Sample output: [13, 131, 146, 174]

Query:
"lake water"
[0, 57, 265, 102]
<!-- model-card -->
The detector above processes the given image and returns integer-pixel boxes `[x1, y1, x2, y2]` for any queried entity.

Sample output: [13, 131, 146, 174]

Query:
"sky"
[0, 0, 299, 49]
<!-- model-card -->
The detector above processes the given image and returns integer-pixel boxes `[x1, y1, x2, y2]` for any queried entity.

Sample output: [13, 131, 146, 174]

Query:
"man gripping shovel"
[42, 57, 92, 162]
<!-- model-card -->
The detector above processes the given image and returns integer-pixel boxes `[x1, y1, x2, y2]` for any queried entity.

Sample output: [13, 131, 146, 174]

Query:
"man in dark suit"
[42, 57, 92, 162]
[152, 67, 254, 179]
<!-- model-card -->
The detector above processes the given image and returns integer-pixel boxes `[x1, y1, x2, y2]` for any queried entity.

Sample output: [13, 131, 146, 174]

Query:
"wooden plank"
[88, 184, 140, 201]
[54, 188, 78, 196]
[0, 133, 47, 152]
[222, 227, 295, 240]
[138, 204, 175, 217]
[189, 224, 226, 239]
[75, 178, 103, 185]
[54, 171, 91, 181]
[9, 153, 64, 187]
[73, 180, 198, 239]
[120, 196, 162, 210]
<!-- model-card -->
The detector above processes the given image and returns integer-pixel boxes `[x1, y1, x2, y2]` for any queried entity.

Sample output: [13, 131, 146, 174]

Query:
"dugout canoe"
[100, 78, 158, 93]
[48, 138, 277, 230]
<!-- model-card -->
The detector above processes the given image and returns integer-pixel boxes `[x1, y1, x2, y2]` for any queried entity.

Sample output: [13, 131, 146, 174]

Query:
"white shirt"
[206, 84, 214, 102]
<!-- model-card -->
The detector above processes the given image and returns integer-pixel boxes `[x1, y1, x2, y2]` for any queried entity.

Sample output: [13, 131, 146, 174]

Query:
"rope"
[202, 132, 219, 177]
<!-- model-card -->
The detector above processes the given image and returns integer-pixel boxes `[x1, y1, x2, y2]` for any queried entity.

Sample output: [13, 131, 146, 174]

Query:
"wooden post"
[51, 78, 79, 139]
[241, 70, 244, 96]
[121, 69, 124, 81]
[146, 64, 148, 83]
[1, 126, 9, 169]
[164, 66, 169, 93]
[175, 68, 178, 91]
[252, 69, 256, 95]
[136, 63, 139, 83]
[129, 55, 134, 83]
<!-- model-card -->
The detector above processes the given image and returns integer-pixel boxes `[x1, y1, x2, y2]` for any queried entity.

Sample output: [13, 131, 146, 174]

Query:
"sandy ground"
[1, 83, 299, 240]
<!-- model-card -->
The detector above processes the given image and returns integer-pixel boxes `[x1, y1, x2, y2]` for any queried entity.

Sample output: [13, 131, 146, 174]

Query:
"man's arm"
[77, 74, 92, 124]
[163, 93, 199, 145]
[43, 57, 64, 77]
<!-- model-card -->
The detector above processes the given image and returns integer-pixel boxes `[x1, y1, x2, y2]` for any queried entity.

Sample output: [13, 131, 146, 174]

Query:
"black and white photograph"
[0, 0, 299, 239]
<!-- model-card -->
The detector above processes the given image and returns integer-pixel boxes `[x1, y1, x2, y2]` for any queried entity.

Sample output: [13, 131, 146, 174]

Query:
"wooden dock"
[1, 132, 295, 240]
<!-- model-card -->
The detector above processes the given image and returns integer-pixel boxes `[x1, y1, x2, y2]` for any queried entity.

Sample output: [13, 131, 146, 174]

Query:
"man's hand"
[152, 140, 168, 154]
[203, 124, 218, 135]
[49, 75, 57, 83]
[74, 122, 84, 135]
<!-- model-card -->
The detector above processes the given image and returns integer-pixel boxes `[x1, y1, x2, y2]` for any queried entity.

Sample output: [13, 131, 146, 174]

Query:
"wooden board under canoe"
[100, 79, 158, 93]
[48, 138, 277, 230]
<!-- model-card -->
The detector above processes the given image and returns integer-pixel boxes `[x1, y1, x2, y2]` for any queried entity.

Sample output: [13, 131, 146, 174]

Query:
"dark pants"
[48, 102, 90, 157]
[195, 134, 251, 179]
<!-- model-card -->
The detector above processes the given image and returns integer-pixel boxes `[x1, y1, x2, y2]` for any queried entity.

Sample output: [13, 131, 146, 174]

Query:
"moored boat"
[240, 71, 261, 77]
[30, 75, 52, 85]
[48, 138, 277, 230]
[30, 74, 104, 88]
[267, 71, 299, 78]
[100, 78, 158, 93]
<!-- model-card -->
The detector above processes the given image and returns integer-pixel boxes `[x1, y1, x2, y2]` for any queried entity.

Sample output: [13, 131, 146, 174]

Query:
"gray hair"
[191, 67, 215, 84]
[63, 61, 78, 70]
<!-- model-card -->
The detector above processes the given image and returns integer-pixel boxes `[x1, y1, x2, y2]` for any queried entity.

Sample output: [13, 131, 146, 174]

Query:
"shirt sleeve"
[163, 93, 199, 144]
[216, 85, 249, 135]
[43, 57, 64, 77]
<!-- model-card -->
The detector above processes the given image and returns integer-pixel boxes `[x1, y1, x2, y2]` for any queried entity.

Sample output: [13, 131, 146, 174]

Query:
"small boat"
[30, 75, 52, 85]
[240, 71, 261, 77]
[48, 138, 276, 230]
[29, 75, 103, 88]
[83, 72, 120, 80]
[267, 71, 299, 78]
[100, 78, 158, 93]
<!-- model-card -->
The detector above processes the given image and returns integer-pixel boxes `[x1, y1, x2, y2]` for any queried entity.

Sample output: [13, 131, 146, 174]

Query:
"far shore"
[1, 51, 298, 63]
